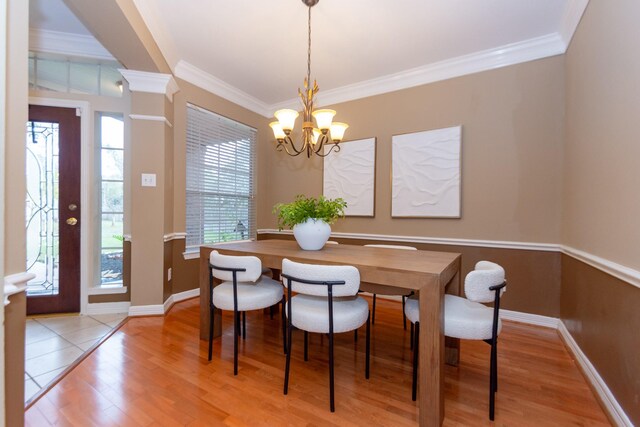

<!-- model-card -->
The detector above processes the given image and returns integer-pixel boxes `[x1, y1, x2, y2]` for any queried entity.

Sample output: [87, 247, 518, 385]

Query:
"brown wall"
[261, 56, 566, 244]
[562, 1, 640, 423]
[561, 255, 640, 424]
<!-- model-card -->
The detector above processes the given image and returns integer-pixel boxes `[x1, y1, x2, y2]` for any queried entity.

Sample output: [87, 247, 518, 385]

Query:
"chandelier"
[269, 0, 349, 158]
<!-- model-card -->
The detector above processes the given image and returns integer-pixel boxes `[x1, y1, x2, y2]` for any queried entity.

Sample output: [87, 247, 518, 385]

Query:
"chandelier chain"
[307, 5, 312, 86]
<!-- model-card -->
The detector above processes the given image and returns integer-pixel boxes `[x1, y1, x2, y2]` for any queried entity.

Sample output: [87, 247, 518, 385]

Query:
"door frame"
[29, 97, 91, 314]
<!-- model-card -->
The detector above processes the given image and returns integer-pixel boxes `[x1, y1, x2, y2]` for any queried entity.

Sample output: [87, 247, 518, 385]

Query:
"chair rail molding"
[163, 232, 187, 242]
[258, 230, 640, 290]
[129, 114, 173, 127]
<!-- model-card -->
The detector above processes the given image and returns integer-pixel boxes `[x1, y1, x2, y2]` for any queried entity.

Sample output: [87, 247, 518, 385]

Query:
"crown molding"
[29, 28, 115, 61]
[559, 0, 589, 47]
[119, 69, 179, 101]
[270, 33, 566, 112]
[174, 60, 271, 117]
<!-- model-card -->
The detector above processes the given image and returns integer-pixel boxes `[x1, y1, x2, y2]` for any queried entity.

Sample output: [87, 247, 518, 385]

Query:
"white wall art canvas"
[323, 137, 376, 217]
[392, 126, 461, 218]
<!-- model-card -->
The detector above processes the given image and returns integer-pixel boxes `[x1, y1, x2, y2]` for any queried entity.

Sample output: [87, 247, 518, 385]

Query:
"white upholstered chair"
[362, 244, 417, 329]
[208, 250, 285, 375]
[405, 260, 506, 420]
[281, 258, 370, 412]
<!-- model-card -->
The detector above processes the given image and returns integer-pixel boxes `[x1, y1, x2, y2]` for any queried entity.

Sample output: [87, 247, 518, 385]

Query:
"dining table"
[199, 239, 462, 426]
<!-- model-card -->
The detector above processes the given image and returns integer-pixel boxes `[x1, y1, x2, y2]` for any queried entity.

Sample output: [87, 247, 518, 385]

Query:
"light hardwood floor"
[25, 297, 611, 426]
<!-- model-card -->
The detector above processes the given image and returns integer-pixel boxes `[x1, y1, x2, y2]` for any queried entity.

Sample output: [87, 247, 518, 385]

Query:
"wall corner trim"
[129, 114, 173, 127]
[557, 321, 634, 427]
[119, 69, 179, 101]
[3, 272, 35, 306]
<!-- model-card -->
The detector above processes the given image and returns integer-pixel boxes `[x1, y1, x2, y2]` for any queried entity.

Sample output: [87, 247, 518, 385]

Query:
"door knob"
[66, 217, 78, 226]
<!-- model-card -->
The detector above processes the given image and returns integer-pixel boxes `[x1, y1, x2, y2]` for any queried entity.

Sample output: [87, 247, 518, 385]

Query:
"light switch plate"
[141, 173, 156, 187]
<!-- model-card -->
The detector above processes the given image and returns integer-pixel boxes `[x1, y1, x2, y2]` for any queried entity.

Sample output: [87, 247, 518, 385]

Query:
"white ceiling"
[30, 0, 588, 116]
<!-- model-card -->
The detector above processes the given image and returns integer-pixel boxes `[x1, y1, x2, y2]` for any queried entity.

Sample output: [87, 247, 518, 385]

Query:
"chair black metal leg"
[242, 311, 247, 340]
[412, 322, 419, 401]
[493, 339, 498, 392]
[281, 298, 287, 354]
[365, 313, 371, 379]
[208, 305, 214, 361]
[304, 331, 309, 361]
[372, 294, 377, 324]
[410, 322, 414, 351]
[270, 305, 274, 320]
[284, 323, 292, 395]
[402, 295, 407, 330]
[489, 339, 497, 420]
[329, 329, 335, 412]
[233, 310, 239, 375]
[354, 329, 358, 342]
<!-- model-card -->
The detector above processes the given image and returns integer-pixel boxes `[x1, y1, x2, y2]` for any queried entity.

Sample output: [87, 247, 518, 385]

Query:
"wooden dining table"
[199, 239, 462, 426]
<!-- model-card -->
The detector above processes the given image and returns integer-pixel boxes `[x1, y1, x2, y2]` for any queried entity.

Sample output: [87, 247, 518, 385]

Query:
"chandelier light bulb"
[270, 122, 286, 140]
[312, 109, 336, 131]
[274, 109, 299, 132]
[329, 122, 349, 142]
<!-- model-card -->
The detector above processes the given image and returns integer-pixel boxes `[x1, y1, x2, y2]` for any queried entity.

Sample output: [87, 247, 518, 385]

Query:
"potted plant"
[273, 195, 347, 250]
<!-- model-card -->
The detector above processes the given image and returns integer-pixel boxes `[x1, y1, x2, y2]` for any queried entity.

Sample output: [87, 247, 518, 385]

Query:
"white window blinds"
[185, 104, 256, 250]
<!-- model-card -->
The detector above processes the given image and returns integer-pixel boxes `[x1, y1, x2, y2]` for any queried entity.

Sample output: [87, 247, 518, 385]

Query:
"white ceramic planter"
[293, 218, 331, 250]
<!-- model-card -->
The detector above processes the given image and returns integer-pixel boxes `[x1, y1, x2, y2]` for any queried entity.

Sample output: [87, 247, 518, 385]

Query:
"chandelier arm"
[285, 134, 306, 155]
[314, 142, 341, 158]
[277, 141, 305, 157]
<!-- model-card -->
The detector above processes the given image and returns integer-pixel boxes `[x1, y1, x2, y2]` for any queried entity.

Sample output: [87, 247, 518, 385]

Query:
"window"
[185, 104, 256, 251]
[29, 52, 123, 98]
[98, 114, 124, 285]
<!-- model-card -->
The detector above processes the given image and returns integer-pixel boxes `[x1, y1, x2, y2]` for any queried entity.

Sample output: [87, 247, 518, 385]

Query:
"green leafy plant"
[273, 195, 347, 230]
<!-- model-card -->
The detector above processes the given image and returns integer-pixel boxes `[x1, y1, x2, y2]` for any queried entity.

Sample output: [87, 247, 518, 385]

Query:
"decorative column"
[119, 70, 178, 314]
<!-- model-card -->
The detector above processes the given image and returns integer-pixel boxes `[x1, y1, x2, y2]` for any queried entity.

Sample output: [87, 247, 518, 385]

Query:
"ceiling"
[29, 0, 588, 116]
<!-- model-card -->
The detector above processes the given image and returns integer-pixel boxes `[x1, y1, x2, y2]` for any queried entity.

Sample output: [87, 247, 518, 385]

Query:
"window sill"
[182, 239, 255, 261]
[88, 285, 128, 295]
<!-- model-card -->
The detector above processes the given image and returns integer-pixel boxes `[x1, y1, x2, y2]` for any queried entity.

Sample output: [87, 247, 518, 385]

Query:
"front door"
[26, 105, 81, 314]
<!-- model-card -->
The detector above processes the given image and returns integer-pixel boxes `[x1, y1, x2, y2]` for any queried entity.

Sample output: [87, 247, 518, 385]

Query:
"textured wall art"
[323, 137, 376, 216]
[391, 126, 461, 218]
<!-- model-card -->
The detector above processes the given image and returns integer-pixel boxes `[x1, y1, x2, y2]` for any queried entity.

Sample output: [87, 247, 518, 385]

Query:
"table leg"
[418, 277, 445, 426]
[445, 267, 461, 366]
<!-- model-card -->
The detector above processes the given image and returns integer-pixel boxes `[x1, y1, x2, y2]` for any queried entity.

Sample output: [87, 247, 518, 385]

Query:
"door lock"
[69, 204, 77, 211]
[66, 217, 78, 226]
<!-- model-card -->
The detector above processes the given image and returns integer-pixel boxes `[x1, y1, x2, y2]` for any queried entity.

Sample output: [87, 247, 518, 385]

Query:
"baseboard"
[173, 287, 200, 303]
[128, 304, 164, 317]
[162, 288, 200, 314]
[85, 301, 130, 315]
[557, 321, 633, 427]
[499, 309, 559, 329]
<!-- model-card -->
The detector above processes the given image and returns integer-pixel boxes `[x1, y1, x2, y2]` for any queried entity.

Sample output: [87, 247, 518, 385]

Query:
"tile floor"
[24, 313, 127, 403]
